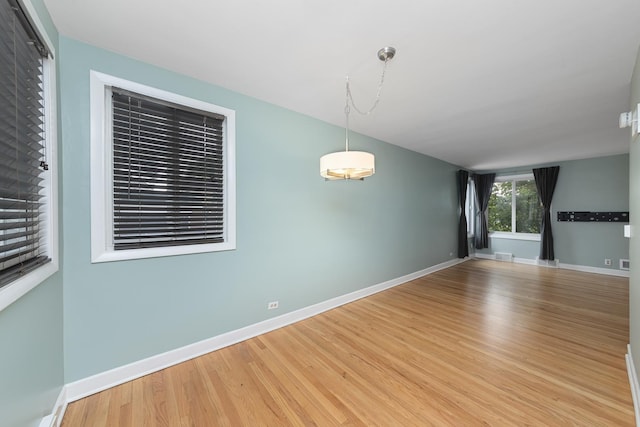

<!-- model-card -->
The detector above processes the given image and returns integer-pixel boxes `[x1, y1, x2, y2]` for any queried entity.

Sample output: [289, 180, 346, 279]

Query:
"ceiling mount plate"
[377, 46, 396, 62]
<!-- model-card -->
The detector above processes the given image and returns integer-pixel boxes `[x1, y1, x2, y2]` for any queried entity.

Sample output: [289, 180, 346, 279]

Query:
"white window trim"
[0, 0, 58, 312]
[489, 232, 541, 242]
[489, 173, 541, 241]
[89, 71, 236, 263]
[494, 173, 533, 183]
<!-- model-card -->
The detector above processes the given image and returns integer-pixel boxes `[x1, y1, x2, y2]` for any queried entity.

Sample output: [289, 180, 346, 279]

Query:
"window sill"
[0, 262, 58, 312]
[91, 241, 236, 263]
[489, 232, 541, 242]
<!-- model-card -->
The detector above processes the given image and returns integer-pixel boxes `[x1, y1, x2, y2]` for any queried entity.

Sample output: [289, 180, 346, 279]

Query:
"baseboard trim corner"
[66, 257, 465, 403]
[39, 385, 67, 427]
[39, 415, 52, 427]
[627, 344, 640, 426]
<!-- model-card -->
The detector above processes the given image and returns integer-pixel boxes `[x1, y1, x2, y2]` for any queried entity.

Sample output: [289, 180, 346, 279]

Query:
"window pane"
[488, 182, 512, 232]
[515, 180, 541, 233]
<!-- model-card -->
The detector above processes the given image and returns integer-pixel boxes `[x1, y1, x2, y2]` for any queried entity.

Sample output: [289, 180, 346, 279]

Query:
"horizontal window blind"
[0, 0, 50, 288]
[111, 88, 226, 250]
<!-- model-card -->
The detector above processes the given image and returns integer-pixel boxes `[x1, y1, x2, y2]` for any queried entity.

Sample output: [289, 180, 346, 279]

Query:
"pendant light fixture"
[320, 46, 396, 180]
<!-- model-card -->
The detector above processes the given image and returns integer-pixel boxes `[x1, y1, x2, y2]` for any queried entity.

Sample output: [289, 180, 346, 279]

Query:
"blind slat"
[115, 223, 223, 231]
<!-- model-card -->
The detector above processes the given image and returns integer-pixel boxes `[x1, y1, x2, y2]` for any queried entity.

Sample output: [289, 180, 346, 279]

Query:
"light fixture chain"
[344, 80, 351, 151]
[320, 46, 394, 180]
[346, 59, 389, 116]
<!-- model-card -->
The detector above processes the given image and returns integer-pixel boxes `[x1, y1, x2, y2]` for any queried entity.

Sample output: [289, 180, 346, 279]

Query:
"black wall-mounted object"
[557, 211, 629, 222]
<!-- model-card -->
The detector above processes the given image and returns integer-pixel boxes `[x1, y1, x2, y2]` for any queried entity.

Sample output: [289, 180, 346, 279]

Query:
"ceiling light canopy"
[320, 47, 396, 181]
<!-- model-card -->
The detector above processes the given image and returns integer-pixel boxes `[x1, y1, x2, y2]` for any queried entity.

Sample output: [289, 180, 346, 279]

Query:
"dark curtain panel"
[456, 170, 469, 258]
[533, 166, 560, 260]
[472, 173, 496, 249]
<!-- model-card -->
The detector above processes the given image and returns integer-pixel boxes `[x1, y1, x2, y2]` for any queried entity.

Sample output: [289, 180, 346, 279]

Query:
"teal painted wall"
[553, 155, 629, 268]
[629, 47, 640, 381]
[476, 237, 539, 259]
[0, 279, 64, 427]
[0, 2, 64, 426]
[475, 154, 629, 271]
[58, 37, 459, 382]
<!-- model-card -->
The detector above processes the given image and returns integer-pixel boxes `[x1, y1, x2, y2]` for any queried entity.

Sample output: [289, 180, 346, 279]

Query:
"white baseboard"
[39, 386, 67, 427]
[66, 257, 466, 403]
[473, 253, 538, 266]
[626, 344, 640, 426]
[558, 262, 629, 278]
[535, 257, 559, 268]
[517, 257, 539, 266]
[473, 254, 629, 277]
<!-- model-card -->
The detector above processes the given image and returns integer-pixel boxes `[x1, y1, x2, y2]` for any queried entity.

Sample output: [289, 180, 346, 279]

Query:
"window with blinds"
[111, 89, 226, 250]
[0, 0, 51, 288]
[90, 72, 236, 262]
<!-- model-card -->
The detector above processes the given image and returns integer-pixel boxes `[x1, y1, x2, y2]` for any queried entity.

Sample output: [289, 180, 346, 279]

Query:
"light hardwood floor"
[62, 260, 634, 426]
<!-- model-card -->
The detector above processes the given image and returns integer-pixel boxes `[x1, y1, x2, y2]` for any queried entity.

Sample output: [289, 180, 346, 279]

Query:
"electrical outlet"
[267, 301, 279, 310]
[604, 259, 612, 266]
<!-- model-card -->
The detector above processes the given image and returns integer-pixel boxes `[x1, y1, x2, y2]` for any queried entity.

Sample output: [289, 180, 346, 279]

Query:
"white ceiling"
[44, 0, 640, 170]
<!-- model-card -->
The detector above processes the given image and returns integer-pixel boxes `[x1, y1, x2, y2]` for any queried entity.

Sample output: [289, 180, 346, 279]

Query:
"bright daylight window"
[0, 0, 56, 292]
[465, 178, 475, 236]
[488, 175, 541, 235]
[90, 72, 236, 263]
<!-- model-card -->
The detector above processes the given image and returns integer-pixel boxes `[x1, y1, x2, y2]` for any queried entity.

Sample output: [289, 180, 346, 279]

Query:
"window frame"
[489, 173, 541, 242]
[0, 0, 58, 312]
[89, 71, 236, 263]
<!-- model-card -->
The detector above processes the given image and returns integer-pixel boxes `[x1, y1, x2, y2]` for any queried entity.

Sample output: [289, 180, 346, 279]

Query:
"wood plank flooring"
[62, 260, 634, 426]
